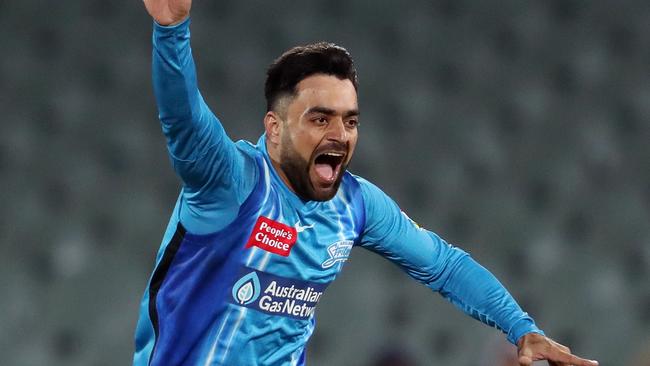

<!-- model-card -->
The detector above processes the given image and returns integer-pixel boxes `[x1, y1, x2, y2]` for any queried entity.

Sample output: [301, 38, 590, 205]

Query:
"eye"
[344, 119, 359, 128]
[312, 116, 328, 125]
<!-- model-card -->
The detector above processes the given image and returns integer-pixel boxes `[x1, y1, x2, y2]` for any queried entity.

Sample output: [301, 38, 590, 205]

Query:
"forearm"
[152, 17, 198, 127]
[436, 254, 543, 344]
[357, 178, 542, 344]
[152, 17, 227, 163]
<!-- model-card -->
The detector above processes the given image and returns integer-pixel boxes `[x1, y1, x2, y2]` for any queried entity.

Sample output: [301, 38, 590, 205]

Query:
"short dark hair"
[264, 42, 358, 112]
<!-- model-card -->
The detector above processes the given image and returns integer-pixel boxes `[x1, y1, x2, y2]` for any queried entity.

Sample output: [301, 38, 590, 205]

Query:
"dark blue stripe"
[147, 222, 186, 366]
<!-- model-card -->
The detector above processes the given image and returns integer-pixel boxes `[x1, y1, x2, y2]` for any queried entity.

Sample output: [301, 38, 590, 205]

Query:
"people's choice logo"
[246, 216, 297, 257]
[232, 272, 261, 305]
[321, 240, 354, 269]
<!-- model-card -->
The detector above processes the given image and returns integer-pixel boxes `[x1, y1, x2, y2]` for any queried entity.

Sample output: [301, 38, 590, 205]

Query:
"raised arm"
[144, 1, 257, 234]
[356, 178, 598, 366]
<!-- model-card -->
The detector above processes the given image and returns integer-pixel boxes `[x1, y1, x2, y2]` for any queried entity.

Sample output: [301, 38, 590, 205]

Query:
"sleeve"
[152, 18, 258, 234]
[356, 178, 544, 345]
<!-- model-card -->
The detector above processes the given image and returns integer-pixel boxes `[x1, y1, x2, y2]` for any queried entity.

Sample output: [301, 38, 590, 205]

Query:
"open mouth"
[313, 151, 345, 184]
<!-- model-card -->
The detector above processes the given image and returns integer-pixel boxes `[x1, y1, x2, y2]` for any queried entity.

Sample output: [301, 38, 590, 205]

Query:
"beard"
[278, 133, 349, 201]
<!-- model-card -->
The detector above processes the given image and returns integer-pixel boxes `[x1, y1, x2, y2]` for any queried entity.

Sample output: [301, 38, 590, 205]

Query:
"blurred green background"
[1, 1, 649, 365]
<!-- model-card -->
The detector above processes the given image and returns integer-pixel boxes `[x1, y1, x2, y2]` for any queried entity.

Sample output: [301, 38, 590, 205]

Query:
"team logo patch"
[321, 240, 354, 269]
[245, 216, 297, 257]
[230, 267, 329, 319]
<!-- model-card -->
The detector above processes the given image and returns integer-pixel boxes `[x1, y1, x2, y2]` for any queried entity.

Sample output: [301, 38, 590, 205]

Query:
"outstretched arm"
[144, 0, 257, 233]
[356, 178, 598, 366]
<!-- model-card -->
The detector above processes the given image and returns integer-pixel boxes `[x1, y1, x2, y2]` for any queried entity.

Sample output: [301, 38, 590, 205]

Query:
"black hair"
[264, 42, 358, 112]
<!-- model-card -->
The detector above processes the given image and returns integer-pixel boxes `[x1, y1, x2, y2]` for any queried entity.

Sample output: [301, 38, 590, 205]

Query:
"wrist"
[507, 316, 545, 345]
[517, 331, 546, 349]
[154, 15, 190, 29]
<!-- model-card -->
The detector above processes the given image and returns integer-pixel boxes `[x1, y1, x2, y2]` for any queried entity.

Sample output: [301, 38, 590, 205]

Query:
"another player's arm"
[144, 0, 257, 232]
[357, 178, 598, 366]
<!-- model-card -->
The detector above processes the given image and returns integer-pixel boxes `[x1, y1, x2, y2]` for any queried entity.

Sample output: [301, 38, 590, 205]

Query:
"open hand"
[143, 0, 191, 26]
[517, 333, 598, 366]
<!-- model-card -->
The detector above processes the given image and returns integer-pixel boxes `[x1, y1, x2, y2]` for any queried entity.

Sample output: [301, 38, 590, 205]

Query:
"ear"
[264, 111, 283, 146]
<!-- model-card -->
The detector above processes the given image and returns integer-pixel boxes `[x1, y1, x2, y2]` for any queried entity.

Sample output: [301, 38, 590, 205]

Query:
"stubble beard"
[278, 133, 348, 202]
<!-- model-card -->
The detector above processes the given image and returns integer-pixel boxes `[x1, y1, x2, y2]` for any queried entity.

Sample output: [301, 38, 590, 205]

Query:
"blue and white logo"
[230, 266, 329, 319]
[232, 272, 261, 305]
[321, 240, 354, 269]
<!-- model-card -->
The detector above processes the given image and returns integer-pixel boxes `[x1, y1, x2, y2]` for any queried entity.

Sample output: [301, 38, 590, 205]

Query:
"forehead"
[290, 74, 358, 112]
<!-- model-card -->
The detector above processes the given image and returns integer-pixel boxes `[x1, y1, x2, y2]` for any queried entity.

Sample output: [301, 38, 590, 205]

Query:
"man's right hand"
[143, 0, 191, 26]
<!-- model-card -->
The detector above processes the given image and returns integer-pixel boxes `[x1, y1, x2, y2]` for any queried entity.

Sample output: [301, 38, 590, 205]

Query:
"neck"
[266, 139, 297, 194]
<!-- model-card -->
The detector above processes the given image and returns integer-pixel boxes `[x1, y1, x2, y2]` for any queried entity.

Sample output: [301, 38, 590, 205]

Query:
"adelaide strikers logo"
[321, 240, 354, 269]
[232, 272, 261, 305]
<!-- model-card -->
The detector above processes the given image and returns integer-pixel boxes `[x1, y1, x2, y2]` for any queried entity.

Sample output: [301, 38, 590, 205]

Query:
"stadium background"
[1, 0, 649, 365]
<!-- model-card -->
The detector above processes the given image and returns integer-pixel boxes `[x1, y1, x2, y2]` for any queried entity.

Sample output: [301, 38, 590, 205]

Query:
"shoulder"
[340, 172, 366, 202]
[346, 173, 405, 229]
[233, 139, 266, 172]
[344, 173, 390, 204]
[228, 139, 267, 201]
[332, 172, 370, 236]
[341, 172, 398, 222]
[235, 139, 263, 158]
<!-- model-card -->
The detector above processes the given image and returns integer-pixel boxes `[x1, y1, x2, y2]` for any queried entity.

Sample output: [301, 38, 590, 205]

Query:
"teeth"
[323, 152, 344, 157]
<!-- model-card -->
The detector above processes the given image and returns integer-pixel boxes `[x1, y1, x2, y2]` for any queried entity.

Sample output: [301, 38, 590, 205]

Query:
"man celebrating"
[134, 1, 599, 365]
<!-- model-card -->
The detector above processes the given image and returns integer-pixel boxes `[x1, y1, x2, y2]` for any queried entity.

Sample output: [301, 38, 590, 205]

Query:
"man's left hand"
[517, 333, 599, 366]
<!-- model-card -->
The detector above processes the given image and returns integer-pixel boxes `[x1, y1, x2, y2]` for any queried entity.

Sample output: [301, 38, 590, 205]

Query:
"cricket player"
[134, 1, 600, 365]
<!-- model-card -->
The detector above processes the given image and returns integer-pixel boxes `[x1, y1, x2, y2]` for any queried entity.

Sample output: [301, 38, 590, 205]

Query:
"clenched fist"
[143, 0, 191, 26]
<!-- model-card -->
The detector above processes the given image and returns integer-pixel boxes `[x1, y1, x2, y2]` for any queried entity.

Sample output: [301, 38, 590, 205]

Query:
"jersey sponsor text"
[230, 267, 328, 319]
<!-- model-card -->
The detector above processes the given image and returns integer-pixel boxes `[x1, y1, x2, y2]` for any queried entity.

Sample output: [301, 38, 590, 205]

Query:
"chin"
[279, 151, 348, 201]
[308, 172, 346, 201]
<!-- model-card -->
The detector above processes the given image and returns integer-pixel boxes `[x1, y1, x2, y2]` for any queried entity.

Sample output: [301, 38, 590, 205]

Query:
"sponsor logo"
[294, 220, 314, 233]
[246, 216, 297, 257]
[230, 267, 328, 319]
[232, 271, 261, 305]
[321, 240, 354, 269]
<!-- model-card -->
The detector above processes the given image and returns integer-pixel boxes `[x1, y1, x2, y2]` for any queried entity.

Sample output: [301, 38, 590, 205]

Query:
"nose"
[326, 118, 348, 143]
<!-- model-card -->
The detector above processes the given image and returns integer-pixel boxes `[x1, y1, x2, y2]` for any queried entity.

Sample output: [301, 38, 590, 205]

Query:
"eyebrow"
[306, 106, 360, 118]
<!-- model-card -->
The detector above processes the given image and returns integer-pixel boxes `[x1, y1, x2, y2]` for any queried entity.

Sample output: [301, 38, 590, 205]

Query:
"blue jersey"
[133, 18, 543, 366]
